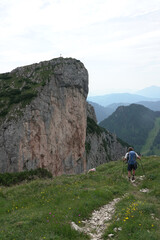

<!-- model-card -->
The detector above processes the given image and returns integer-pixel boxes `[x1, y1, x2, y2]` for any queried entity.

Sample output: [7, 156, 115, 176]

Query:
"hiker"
[124, 147, 141, 181]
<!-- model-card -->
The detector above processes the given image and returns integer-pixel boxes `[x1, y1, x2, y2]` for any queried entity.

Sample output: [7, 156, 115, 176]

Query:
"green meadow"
[0, 156, 160, 240]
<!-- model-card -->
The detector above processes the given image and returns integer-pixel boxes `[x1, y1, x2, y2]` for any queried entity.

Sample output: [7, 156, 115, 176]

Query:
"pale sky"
[1, 0, 160, 96]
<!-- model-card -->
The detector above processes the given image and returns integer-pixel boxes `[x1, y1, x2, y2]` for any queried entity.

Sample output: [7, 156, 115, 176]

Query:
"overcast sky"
[1, 0, 160, 96]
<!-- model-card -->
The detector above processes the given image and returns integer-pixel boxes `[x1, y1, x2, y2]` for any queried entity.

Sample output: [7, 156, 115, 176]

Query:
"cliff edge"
[0, 58, 88, 175]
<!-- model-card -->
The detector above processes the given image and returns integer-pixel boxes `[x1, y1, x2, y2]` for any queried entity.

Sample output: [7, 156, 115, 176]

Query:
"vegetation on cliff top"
[0, 156, 160, 239]
[0, 57, 85, 122]
[0, 67, 49, 120]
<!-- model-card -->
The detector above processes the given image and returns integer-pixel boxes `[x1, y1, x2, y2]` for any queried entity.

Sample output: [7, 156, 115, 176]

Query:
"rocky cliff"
[0, 58, 88, 175]
[0, 57, 127, 176]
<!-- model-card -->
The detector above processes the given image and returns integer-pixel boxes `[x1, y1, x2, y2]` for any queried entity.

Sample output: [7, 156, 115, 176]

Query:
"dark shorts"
[128, 163, 137, 171]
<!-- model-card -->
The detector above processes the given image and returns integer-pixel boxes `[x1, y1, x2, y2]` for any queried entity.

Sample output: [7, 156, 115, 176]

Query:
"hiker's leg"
[127, 164, 131, 180]
[128, 171, 131, 180]
[132, 169, 135, 180]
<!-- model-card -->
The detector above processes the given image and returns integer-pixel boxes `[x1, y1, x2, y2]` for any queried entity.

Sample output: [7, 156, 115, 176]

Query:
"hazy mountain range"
[88, 86, 160, 122]
[136, 85, 160, 98]
[88, 85, 160, 107]
[88, 86, 160, 155]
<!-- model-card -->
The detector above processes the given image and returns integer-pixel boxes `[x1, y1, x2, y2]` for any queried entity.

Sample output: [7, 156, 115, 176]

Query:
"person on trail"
[124, 147, 141, 181]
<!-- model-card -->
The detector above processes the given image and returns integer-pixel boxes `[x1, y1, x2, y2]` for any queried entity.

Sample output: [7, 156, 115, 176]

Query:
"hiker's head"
[128, 147, 133, 152]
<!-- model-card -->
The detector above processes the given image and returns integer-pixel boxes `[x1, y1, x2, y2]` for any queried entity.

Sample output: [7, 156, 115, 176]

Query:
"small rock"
[108, 233, 114, 238]
[71, 222, 83, 232]
[99, 220, 103, 226]
[114, 227, 118, 232]
[118, 227, 122, 231]
[88, 168, 96, 173]
[90, 220, 96, 225]
[139, 175, 145, 180]
[140, 188, 149, 193]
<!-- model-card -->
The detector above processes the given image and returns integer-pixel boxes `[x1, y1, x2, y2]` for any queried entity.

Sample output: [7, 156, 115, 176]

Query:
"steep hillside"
[138, 100, 160, 111]
[99, 104, 160, 154]
[86, 103, 128, 169]
[141, 117, 160, 155]
[0, 156, 160, 239]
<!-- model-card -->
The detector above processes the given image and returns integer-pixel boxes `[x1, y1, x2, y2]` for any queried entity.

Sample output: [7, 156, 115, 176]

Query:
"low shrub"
[0, 168, 52, 186]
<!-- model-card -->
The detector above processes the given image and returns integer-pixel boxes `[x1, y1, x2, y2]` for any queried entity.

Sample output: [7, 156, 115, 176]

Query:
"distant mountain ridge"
[89, 100, 160, 122]
[136, 85, 160, 98]
[99, 104, 160, 155]
[138, 100, 160, 111]
[88, 92, 159, 107]
[88, 86, 160, 107]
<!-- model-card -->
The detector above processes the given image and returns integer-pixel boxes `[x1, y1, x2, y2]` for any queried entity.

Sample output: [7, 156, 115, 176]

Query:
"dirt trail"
[71, 176, 146, 239]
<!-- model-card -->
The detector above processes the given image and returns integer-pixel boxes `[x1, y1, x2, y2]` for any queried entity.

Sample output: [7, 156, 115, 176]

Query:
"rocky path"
[71, 197, 121, 240]
[71, 175, 146, 239]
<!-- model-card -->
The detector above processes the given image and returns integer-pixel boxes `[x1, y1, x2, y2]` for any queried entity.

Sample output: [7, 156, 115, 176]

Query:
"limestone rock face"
[0, 58, 88, 175]
[0, 57, 128, 176]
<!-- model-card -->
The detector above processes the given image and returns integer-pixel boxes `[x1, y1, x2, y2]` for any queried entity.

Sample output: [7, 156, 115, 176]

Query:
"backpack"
[127, 151, 136, 164]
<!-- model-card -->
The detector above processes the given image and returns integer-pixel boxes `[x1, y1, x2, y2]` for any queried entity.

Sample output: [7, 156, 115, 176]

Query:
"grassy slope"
[0, 157, 160, 240]
[141, 117, 160, 155]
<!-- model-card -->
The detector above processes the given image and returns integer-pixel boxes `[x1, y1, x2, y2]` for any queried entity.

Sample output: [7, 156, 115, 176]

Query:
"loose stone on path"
[140, 188, 149, 193]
